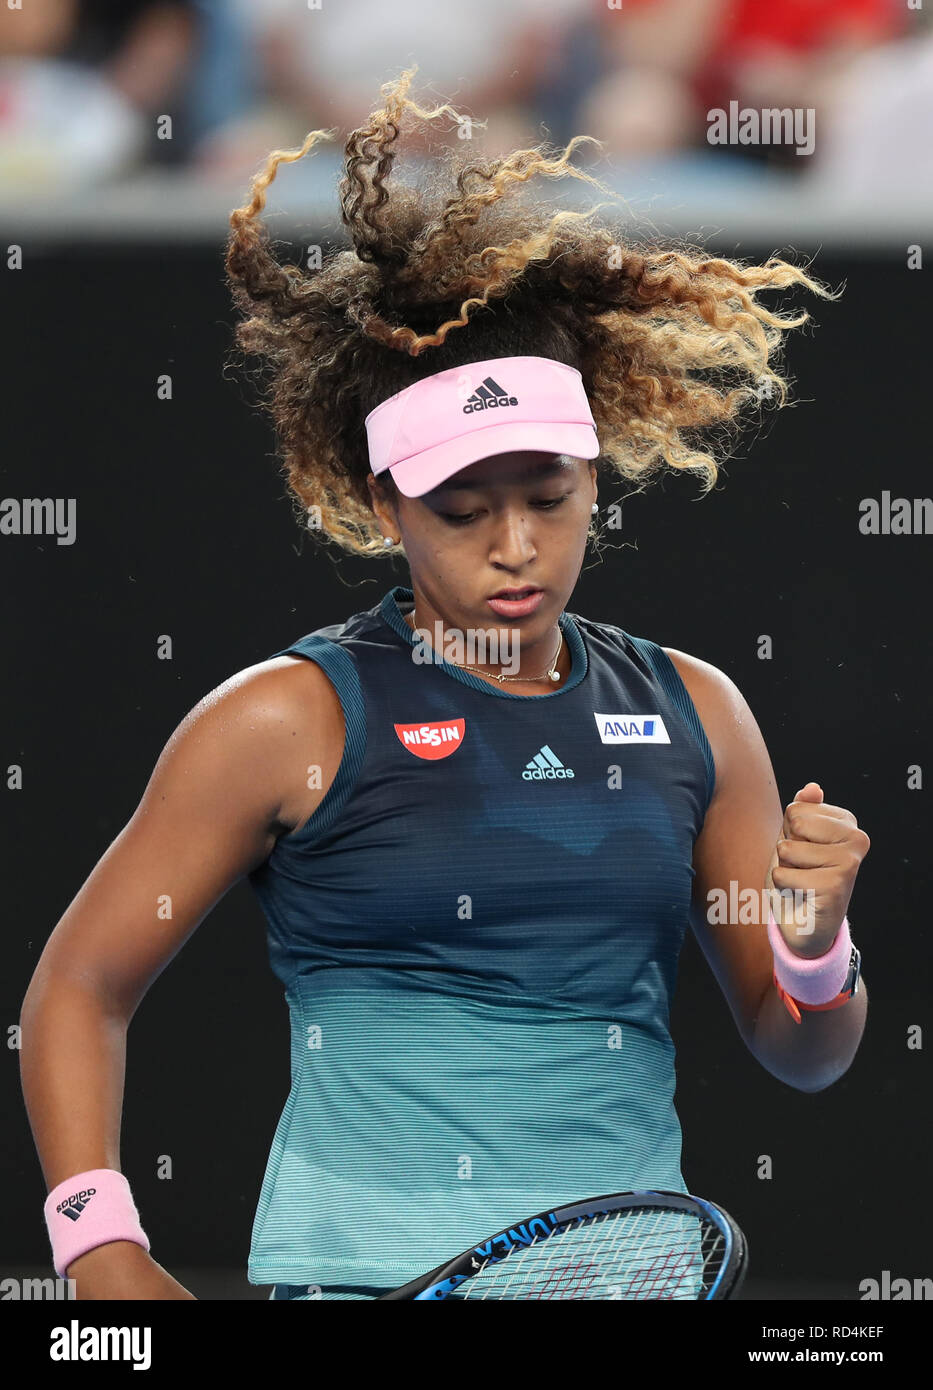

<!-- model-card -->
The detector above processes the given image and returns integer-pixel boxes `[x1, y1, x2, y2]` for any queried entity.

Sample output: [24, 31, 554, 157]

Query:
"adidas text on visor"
[365, 355, 600, 498]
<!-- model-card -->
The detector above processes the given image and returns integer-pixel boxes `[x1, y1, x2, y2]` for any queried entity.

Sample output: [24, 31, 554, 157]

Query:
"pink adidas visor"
[365, 355, 600, 498]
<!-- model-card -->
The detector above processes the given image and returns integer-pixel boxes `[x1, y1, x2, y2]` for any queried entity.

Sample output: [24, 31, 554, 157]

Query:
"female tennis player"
[21, 68, 870, 1300]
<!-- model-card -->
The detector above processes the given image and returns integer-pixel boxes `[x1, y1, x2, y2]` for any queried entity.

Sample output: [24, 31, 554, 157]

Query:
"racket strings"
[459, 1205, 723, 1300]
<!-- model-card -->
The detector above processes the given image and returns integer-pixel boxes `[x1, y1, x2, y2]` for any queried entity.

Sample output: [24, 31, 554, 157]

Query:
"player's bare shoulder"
[229, 653, 344, 838]
[660, 647, 729, 711]
[257, 654, 345, 836]
[659, 647, 748, 797]
[171, 652, 346, 842]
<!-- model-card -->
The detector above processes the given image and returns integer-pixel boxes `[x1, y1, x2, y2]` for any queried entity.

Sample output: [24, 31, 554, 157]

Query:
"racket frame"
[377, 1188, 748, 1300]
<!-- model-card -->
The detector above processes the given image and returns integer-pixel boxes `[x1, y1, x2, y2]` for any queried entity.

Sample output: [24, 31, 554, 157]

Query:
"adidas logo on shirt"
[594, 713, 671, 744]
[463, 376, 518, 413]
[522, 744, 575, 780]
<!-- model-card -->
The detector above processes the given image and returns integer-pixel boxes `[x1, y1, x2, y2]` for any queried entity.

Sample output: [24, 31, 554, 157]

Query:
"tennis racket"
[378, 1189, 747, 1300]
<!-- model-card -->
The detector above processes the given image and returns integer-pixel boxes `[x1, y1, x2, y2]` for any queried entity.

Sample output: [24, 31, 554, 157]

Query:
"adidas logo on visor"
[463, 376, 518, 413]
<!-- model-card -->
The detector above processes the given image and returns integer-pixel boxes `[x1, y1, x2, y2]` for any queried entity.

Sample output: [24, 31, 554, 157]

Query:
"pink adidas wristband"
[767, 907, 852, 1006]
[44, 1169, 150, 1278]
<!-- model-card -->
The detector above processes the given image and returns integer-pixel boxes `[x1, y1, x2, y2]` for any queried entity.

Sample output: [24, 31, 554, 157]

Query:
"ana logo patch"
[593, 713, 671, 744]
[394, 718, 466, 760]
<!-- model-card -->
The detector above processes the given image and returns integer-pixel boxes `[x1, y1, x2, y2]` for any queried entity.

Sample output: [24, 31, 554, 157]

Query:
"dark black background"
[2, 240, 929, 1299]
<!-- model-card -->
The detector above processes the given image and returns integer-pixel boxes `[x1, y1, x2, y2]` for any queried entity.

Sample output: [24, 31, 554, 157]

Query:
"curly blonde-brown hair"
[224, 65, 834, 561]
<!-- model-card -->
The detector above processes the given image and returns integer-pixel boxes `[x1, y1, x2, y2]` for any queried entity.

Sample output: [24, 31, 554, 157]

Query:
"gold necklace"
[404, 608, 564, 684]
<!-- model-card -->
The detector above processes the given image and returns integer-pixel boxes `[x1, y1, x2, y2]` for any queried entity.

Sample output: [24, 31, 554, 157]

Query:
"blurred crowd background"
[0, 0, 931, 221]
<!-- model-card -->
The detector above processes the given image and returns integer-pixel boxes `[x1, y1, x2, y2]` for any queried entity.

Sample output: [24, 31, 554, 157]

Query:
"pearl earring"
[591, 502, 598, 513]
[383, 535, 395, 547]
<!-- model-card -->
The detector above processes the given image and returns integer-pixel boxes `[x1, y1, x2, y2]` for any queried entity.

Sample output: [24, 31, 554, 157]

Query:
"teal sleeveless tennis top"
[246, 585, 715, 1288]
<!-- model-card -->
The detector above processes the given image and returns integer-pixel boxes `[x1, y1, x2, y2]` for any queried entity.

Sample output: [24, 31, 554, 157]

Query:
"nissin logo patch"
[394, 718, 466, 760]
[594, 712, 671, 744]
